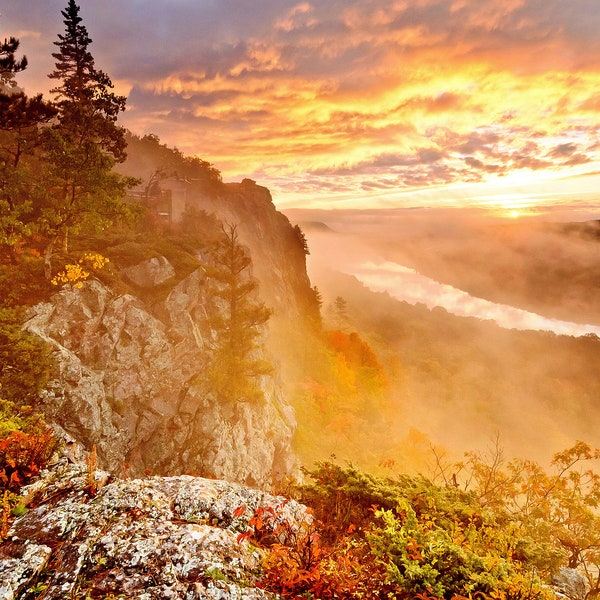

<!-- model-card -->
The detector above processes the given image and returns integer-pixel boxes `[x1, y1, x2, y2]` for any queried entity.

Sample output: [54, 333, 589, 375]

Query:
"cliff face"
[196, 179, 315, 326]
[23, 181, 313, 485]
[193, 180, 319, 385]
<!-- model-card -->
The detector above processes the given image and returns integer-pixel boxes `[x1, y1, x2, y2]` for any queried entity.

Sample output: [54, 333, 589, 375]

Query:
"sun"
[509, 209, 521, 219]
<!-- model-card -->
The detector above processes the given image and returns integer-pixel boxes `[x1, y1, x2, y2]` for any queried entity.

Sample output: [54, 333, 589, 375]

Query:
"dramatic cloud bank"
[4, 0, 600, 207]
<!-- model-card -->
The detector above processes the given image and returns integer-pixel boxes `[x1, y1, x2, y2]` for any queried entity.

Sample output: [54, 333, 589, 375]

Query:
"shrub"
[297, 461, 556, 600]
[0, 398, 56, 486]
[0, 426, 57, 492]
[0, 256, 53, 308]
[0, 307, 54, 406]
[237, 500, 394, 599]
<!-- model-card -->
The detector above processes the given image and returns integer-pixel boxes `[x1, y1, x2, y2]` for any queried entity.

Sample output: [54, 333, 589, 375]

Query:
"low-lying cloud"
[353, 261, 600, 338]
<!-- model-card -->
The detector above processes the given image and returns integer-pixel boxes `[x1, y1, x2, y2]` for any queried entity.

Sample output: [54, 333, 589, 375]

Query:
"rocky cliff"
[1, 459, 308, 599]
[195, 179, 319, 363]
[23, 181, 315, 485]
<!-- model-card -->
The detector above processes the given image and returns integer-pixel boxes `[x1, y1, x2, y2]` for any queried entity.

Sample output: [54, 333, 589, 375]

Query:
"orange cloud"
[6, 0, 600, 209]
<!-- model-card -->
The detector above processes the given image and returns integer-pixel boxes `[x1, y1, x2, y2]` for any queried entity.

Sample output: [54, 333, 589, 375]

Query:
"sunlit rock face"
[551, 568, 590, 600]
[0, 462, 305, 599]
[25, 274, 295, 485]
[198, 179, 316, 332]
[21, 183, 313, 484]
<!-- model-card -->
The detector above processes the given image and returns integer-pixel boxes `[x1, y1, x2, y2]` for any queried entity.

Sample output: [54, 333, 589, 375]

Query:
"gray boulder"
[0, 463, 307, 599]
[123, 256, 176, 288]
[552, 567, 590, 600]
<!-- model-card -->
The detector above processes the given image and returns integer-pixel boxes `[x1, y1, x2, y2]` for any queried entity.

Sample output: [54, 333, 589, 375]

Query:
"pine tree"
[48, 0, 126, 156]
[0, 35, 56, 263]
[0, 37, 27, 88]
[205, 224, 273, 403]
[293, 224, 310, 255]
[333, 296, 348, 330]
[0, 93, 56, 263]
[39, 0, 136, 276]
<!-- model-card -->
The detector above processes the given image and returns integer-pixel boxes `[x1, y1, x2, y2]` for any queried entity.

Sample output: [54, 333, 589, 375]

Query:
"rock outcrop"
[193, 179, 320, 385]
[551, 568, 590, 600]
[25, 267, 295, 485]
[198, 180, 314, 324]
[16, 179, 321, 486]
[20, 180, 317, 486]
[1, 461, 307, 599]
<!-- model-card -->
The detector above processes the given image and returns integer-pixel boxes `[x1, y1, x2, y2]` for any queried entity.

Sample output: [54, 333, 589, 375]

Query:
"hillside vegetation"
[256, 451, 600, 599]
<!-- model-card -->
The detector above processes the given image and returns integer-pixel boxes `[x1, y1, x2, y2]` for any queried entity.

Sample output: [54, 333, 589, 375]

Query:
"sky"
[3, 0, 600, 211]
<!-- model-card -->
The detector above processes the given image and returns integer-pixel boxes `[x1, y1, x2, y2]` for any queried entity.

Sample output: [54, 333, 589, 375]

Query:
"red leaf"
[237, 531, 252, 543]
[9, 471, 22, 487]
[233, 504, 247, 518]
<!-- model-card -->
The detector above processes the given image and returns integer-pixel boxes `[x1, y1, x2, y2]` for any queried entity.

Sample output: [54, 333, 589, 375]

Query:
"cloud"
[4, 0, 600, 206]
[548, 142, 579, 158]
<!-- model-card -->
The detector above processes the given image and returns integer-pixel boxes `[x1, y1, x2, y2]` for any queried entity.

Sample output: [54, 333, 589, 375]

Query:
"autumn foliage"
[235, 452, 600, 599]
[293, 329, 391, 468]
[0, 399, 57, 540]
[237, 499, 391, 599]
[0, 426, 56, 492]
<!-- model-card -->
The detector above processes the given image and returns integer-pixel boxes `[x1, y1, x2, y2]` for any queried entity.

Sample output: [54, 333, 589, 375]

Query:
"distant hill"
[311, 265, 600, 466]
[298, 220, 336, 232]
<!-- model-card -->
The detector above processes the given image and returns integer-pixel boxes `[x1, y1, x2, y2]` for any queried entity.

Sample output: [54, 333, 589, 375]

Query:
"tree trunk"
[7, 243, 19, 265]
[44, 237, 55, 280]
[61, 227, 69, 254]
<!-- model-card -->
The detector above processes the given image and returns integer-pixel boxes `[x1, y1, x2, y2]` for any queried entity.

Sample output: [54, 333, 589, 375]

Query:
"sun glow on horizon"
[5, 0, 600, 213]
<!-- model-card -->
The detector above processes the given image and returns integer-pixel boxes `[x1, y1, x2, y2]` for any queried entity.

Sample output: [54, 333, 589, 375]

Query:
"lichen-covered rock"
[551, 567, 590, 600]
[123, 255, 176, 287]
[25, 273, 296, 485]
[1, 464, 305, 599]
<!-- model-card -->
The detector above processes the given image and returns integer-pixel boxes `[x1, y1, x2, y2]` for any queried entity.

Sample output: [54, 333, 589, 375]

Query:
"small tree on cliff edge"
[206, 224, 273, 403]
[39, 0, 137, 277]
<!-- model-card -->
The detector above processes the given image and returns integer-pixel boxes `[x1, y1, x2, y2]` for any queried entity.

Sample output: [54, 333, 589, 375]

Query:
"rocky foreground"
[1, 458, 594, 600]
[0, 459, 307, 600]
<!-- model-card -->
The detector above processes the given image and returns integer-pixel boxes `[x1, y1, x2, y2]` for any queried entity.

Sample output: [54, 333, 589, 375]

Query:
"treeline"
[1, 2, 146, 275]
[118, 131, 223, 196]
[0, 2, 136, 496]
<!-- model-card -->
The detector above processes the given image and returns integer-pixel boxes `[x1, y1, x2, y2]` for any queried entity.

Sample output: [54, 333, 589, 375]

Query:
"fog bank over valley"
[287, 206, 600, 332]
[284, 206, 600, 466]
[352, 261, 600, 337]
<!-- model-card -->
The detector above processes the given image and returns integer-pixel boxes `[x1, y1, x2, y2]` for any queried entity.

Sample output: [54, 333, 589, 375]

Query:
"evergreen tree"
[333, 295, 348, 330]
[308, 285, 323, 330]
[0, 36, 27, 87]
[206, 224, 273, 403]
[0, 93, 56, 263]
[293, 224, 310, 255]
[39, 0, 136, 276]
[0, 35, 56, 263]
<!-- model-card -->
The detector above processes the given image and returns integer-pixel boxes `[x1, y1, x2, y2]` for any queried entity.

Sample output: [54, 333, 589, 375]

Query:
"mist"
[352, 261, 600, 337]
[287, 206, 600, 330]
[284, 206, 600, 469]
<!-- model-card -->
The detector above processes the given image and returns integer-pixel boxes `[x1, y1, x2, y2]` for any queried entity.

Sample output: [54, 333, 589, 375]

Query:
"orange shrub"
[0, 426, 57, 492]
